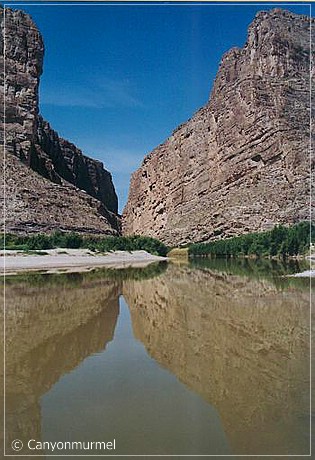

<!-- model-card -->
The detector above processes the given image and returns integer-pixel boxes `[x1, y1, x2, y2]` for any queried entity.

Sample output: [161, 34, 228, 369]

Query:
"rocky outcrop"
[123, 9, 314, 245]
[0, 6, 119, 234]
[2, 153, 120, 235]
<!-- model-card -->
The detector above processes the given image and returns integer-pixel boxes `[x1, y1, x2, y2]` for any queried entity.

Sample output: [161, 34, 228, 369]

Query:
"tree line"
[2, 221, 313, 259]
[2, 232, 168, 257]
[189, 222, 314, 258]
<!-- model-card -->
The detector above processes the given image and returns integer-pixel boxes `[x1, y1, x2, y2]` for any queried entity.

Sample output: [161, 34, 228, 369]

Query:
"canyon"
[1, 7, 313, 244]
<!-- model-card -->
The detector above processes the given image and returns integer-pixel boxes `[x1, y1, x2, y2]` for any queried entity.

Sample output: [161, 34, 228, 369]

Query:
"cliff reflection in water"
[4, 273, 121, 454]
[124, 263, 310, 455]
[2, 261, 310, 456]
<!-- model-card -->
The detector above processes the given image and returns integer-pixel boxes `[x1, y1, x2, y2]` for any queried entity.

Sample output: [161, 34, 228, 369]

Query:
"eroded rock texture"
[123, 9, 314, 245]
[0, 7, 120, 235]
[2, 153, 120, 234]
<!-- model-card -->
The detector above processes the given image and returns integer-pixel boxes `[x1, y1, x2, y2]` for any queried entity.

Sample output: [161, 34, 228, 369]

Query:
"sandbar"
[0, 249, 167, 275]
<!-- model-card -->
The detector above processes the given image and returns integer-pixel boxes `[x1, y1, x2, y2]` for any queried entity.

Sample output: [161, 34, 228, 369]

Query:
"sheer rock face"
[123, 9, 313, 246]
[1, 7, 119, 234]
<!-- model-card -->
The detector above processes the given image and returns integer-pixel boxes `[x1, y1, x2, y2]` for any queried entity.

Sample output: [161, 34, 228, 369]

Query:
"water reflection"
[41, 298, 229, 455]
[124, 264, 310, 455]
[4, 276, 120, 454]
[190, 256, 310, 286]
[2, 260, 311, 456]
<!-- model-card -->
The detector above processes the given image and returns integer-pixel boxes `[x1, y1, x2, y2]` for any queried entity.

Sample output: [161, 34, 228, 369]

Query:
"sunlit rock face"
[123, 265, 310, 455]
[123, 9, 314, 245]
[0, 7, 120, 235]
[2, 276, 121, 454]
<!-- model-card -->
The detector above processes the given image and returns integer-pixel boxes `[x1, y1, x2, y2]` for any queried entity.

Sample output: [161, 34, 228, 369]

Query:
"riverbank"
[188, 222, 312, 260]
[286, 270, 315, 278]
[0, 249, 168, 275]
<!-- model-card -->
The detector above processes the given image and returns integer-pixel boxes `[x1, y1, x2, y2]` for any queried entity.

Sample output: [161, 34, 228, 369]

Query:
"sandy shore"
[286, 270, 315, 278]
[0, 249, 168, 275]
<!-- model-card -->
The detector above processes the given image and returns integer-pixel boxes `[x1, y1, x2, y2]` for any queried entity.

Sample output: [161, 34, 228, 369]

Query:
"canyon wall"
[123, 9, 314, 245]
[0, 7, 120, 235]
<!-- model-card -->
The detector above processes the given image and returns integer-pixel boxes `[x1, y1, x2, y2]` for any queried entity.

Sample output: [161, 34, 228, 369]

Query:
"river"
[2, 258, 311, 457]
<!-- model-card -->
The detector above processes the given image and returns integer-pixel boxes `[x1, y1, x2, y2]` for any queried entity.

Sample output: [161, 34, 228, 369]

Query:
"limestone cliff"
[123, 9, 313, 245]
[0, 7, 119, 235]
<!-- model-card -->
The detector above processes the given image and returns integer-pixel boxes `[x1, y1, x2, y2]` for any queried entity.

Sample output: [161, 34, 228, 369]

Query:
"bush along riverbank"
[1, 232, 168, 257]
[189, 222, 314, 259]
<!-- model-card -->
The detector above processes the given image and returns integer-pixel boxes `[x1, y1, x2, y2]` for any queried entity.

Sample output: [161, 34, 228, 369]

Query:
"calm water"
[2, 259, 312, 457]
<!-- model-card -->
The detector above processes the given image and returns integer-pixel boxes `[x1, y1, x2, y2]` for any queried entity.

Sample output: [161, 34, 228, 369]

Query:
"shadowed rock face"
[36, 116, 118, 214]
[123, 265, 310, 455]
[123, 9, 314, 245]
[0, 7, 120, 235]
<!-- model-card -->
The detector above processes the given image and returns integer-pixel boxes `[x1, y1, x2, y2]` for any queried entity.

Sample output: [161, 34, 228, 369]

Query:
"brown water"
[2, 259, 312, 457]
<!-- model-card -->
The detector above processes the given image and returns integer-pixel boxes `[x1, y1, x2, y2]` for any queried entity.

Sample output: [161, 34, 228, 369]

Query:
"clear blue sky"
[6, 1, 312, 212]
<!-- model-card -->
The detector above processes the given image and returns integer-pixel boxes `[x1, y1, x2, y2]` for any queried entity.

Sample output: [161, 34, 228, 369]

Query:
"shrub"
[1, 232, 168, 256]
[188, 221, 314, 259]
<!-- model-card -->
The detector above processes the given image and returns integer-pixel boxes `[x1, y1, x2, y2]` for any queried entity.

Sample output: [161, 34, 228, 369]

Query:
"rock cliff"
[2, 153, 119, 235]
[123, 9, 313, 245]
[1, 7, 120, 235]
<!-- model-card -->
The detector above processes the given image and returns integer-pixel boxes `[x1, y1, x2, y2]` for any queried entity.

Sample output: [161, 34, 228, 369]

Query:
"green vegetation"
[1, 232, 168, 257]
[190, 256, 310, 290]
[3, 262, 168, 286]
[189, 222, 314, 258]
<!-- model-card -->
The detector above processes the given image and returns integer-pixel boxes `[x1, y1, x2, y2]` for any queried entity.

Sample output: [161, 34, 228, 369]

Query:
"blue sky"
[5, 1, 312, 212]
